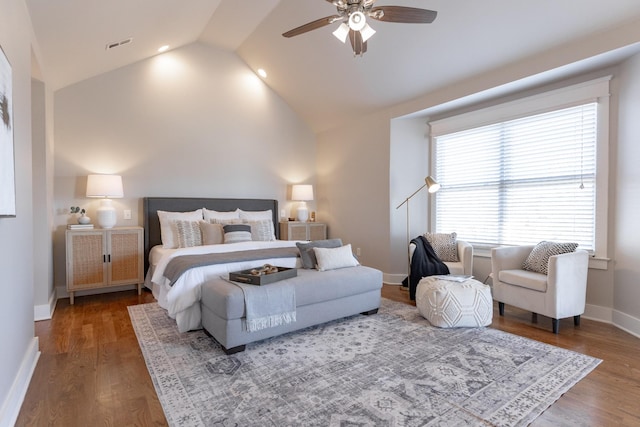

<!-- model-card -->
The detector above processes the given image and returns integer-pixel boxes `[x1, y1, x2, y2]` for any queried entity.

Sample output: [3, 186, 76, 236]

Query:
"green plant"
[70, 206, 86, 215]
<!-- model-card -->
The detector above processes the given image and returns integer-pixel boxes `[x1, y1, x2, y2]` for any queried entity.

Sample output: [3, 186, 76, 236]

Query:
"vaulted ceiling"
[27, 0, 640, 132]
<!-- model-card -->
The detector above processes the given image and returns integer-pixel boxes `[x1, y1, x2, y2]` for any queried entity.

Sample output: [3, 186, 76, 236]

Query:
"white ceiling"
[27, 0, 640, 132]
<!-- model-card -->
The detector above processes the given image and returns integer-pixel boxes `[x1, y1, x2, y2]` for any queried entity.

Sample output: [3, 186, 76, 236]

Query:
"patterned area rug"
[128, 299, 600, 427]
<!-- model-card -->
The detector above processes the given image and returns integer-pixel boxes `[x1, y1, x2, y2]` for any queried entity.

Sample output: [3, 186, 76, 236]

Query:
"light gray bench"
[201, 266, 383, 354]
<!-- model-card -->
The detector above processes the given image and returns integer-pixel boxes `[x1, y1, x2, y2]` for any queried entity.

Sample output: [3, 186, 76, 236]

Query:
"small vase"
[78, 214, 91, 225]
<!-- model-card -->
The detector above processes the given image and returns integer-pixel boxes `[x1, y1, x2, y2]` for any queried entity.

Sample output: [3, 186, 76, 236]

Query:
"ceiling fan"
[282, 0, 437, 56]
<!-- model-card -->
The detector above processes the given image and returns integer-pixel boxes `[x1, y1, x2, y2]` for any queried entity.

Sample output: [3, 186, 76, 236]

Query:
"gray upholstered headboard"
[142, 197, 279, 271]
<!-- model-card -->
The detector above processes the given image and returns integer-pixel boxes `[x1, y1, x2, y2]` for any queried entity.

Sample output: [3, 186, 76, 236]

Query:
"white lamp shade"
[360, 23, 376, 42]
[86, 174, 124, 198]
[291, 184, 314, 201]
[333, 23, 349, 43]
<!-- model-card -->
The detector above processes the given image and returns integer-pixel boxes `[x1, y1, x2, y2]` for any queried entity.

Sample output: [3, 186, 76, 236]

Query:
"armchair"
[410, 239, 473, 275]
[491, 245, 589, 333]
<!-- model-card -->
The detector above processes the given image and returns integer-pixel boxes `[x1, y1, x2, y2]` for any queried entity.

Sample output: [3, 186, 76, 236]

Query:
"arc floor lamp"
[396, 176, 440, 287]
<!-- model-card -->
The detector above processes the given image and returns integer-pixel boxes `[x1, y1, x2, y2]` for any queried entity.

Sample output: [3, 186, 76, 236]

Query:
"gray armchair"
[491, 245, 589, 333]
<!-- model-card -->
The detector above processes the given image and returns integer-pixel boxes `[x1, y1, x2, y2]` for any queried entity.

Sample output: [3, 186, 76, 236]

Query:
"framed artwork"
[0, 45, 15, 217]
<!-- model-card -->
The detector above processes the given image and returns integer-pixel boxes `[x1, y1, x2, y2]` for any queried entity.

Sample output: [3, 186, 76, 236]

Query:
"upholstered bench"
[201, 265, 383, 354]
[415, 276, 493, 328]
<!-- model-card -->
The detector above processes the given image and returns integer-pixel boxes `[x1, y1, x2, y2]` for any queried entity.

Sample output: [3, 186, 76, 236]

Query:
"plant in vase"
[70, 206, 91, 224]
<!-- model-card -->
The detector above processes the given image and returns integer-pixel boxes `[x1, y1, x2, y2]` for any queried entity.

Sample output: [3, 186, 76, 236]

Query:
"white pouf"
[416, 276, 493, 328]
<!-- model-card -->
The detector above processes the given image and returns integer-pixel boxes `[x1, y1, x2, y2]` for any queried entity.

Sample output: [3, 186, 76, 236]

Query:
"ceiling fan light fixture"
[332, 23, 350, 43]
[348, 11, 366, 31]
[360, 23, 376, 42]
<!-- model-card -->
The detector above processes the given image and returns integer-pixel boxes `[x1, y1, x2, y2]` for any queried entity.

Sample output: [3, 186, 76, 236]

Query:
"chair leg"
[552, 318, 560, 334]
[531, 313, 538, 323]
[574, 315, 581, 326]
[498, 302, 504, 316]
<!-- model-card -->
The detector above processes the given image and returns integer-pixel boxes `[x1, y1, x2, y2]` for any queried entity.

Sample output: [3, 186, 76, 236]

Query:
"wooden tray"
[229, 266, 297, 285]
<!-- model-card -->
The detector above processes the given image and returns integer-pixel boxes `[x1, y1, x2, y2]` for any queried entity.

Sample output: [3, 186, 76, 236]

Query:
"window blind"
[434, 103, 597, 250]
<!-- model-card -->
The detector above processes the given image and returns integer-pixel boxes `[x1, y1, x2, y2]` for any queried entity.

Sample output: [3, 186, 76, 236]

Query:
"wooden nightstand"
[65, 226, 144, 304]
[280, 221, 327, 241]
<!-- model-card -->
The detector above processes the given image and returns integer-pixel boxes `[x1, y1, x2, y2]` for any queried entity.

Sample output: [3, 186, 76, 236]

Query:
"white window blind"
[434, 102, 597, 250]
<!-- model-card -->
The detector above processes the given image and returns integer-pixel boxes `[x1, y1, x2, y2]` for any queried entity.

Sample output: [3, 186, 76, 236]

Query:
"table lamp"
[86, 174, 123, 229]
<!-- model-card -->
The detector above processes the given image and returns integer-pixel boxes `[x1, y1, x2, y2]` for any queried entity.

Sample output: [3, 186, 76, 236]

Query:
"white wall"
[316, 110, 390, 272]
[31, 76, 55, 320]
[388, 117, 430, 284]
[0, 0, 39, 424]
[614, 52, 640, 332]
[52, 42, 316, 295]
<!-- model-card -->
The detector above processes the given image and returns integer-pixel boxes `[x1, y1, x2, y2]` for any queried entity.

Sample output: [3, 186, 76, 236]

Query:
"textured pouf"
[416, 276, 493, 328]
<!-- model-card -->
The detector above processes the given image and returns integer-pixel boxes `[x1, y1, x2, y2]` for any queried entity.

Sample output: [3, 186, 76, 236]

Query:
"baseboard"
[34, 289, 57, 321]
[383, 273, 405, 285]
[582, 303, 613, 324]
[612, 309, 640, 339]
[0, 337, 40, 427]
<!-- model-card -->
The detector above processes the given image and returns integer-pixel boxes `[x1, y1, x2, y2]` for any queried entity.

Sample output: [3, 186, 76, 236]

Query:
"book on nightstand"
[67, 224, 94, 230]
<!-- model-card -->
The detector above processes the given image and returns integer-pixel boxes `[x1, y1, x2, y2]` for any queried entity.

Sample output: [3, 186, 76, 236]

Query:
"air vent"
[105, 38, 133, 50]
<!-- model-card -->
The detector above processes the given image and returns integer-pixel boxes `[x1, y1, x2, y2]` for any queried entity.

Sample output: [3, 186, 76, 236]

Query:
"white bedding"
[150, 240, 302, 332]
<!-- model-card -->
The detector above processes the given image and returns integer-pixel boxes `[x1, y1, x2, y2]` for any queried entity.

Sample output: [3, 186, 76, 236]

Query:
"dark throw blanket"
[163, 246, 300, 286]
[403, 235, 449, 300]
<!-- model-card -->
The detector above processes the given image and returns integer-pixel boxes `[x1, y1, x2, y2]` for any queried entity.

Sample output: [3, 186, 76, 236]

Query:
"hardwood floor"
[16, 286, 640, 426]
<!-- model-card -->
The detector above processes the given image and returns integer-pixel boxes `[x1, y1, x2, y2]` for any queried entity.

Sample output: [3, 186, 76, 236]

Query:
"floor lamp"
[395, 176, 440, 288]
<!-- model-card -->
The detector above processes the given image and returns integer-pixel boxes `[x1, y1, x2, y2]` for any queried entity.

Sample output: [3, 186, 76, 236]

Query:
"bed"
[143, 197, 302, 332]
[143, 197, 383, 348]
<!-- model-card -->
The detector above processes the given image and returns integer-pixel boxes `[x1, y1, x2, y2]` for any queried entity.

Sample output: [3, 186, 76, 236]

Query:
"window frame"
[429, 76, 611, 269]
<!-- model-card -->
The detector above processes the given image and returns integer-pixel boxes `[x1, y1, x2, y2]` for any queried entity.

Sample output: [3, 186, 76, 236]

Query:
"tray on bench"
[229, 266, 297, 285]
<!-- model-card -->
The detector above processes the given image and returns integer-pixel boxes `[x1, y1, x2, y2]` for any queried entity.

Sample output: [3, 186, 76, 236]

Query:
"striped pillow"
[174, 220, 202, 248]
[223, 223, 252, 244]
[522, 241, 579, 275]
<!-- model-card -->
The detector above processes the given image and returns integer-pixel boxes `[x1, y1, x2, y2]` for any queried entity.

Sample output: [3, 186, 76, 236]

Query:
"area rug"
[128, 299, 601, 427]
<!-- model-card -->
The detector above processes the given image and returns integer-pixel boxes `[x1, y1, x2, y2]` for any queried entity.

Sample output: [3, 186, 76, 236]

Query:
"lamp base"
[296, 203, 309, 222]
[96, 199, 117, 229]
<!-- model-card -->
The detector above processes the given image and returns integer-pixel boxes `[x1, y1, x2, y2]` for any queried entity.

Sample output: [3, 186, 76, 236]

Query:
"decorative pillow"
[313, 244, 360, 271]
[157, 209, 203, 249]
[424, 232, 459, 262]
[296, 239, 343, 269]
[223, 223, 252, 244]
[203, 208, 240, 223]
[174, 220, 202, 248]
[522, 241, 579, 275]
[199, 221, 224, 245]
[239, 209, 273, 221]
[248, 219, 276, 241]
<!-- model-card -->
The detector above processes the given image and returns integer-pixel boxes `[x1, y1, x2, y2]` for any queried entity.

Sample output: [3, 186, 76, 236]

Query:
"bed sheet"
[151, 240, 302, 332]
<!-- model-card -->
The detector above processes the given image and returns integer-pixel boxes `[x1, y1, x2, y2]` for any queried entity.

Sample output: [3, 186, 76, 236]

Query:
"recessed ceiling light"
[158, 45, 170, 53]
[257, 68, 267, 78]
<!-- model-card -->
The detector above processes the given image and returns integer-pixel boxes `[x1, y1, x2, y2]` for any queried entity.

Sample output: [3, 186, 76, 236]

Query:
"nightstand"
[65, 226, 144, 304]
[280, 221, 327, 241]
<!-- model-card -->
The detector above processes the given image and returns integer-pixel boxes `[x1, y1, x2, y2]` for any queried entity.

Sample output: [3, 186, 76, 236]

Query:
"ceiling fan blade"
[369, 6, 437, 24]
[349, 30, 367, 56]
[282, 15, 341, 38]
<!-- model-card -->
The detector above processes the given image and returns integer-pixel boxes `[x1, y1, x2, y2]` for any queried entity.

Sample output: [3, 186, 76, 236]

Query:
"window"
[430, 77, 610, 263]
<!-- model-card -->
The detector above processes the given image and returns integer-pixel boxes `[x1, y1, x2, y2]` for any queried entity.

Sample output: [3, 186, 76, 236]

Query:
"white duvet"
[151, 240, 301, 332]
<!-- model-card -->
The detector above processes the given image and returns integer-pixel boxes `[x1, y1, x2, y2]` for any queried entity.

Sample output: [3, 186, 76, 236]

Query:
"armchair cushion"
[498, 269, 547, 292]
[522, 241, 578, 275]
